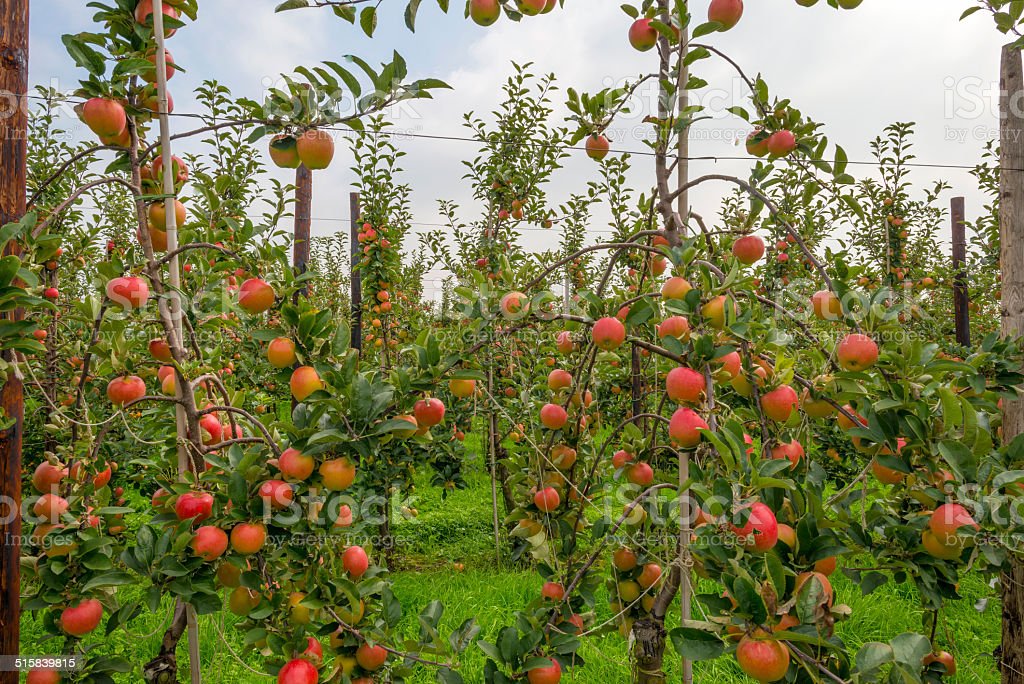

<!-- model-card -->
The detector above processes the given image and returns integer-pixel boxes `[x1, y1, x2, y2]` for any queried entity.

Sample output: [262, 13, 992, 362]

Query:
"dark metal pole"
[951, 197, 970, 348]
[0, 1, 28, 678]
[293, 164, 312, 301]
[349, 192, 362, 354]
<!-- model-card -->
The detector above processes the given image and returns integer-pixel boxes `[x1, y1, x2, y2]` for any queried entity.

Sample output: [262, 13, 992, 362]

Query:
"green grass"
[20, 464, 1002, 683]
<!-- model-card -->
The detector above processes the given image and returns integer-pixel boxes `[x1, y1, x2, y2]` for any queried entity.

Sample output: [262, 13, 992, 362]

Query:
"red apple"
[534, 487, 561, 512]
[592, 316, 625, 350]
[238, 278, 275, 314]
[279, 447, 314, 481]
[540, 403, 568, 430]
[191, 526, 229, 561]
[230, 522, 267, 555]
[105, 276, 150, 309]
[82, 98, 126, 138]
[414, 397, 446, 427]
[767, 130, 797, 157]
[585, 133, 610, 161]
[732, 235, 765, 264]
[268, 337, 297, 368]
[665, 367, 705, 404]
[320, 458, 356, 491]
[343, 545, 370, 579]
[760, 385, 799, 422]
[628, 18, 658, 51]
[175, 491, 214, 524]
[106, 375, 146, 406]
[59, 599, 103, 637]
[277, 658, 318, 684]
[296, 129, 335, 170]
[837, 333, 879, 372]
[290, 366, 323, 401]
[668, 408, 709, 449]
[258, 480, 294, 510]
[708, 0, 743, 29]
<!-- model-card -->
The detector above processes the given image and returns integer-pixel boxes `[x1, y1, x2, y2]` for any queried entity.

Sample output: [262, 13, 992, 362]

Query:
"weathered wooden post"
[999, 42, 1024, 684]
[951, 197, 971, 348]
[0, 2, 28, 680]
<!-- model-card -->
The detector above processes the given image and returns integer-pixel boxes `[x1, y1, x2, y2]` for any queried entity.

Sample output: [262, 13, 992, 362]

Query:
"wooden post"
[676, 13, 693, 684]
[151, 4, 202, 681]
[293, 164, 312, 301]
[999, 43, 1024, 684]
[349, 192, 362, 353]
[951, 197, 971, 348]
[0, 2, 28, 679]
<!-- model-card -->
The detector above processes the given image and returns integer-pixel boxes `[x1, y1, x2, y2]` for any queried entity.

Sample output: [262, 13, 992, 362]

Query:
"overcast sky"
[28, 1, 1003, 297]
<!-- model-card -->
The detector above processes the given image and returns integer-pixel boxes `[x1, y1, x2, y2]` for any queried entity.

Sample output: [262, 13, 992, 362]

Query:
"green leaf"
[405, 0, 423, 30]
[276, 0, 310, 10]
[360, 6, 378, 37]
[669, 626, 725, 661]
[62, 34, 106, 76]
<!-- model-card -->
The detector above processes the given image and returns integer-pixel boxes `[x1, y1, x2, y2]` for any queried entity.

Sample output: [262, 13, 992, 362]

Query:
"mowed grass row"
[21, 461, 1002, 682]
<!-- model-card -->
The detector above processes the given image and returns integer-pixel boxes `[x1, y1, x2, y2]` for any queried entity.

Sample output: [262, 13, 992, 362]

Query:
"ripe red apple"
[715, 351, 742, 380]
[777, 524, 797, 549]
[199, 413, 222, 446]
[547, 369, 573, 391]
[149, 338, 173, 362]
[668, 408, 709, 449]
[527, 658, 561, 684]
[60, 598, 103, 637]
[500, 291, 529, 318]
[26, 668, 61, 684]
[770, 440, 804, 468]
[106, 375, 146, 406]
[585, 133, 610, 161]
[708, 0, 743, 29]
[230, 522, 267, 555]
[259, 480, 294, 510]
[637, 563, 662, 589]
[296, 129, 335, 170]
[760, 385, 799, 422]
[612, 547, 638, 571]
[811, 290, 842, 320]
[290, 366, 323, 401]
[555, 330, 574, 353]
[301, 636, 324, 665]
[541, 581, 565, 601]
[665, 367, 705, 404]
[267, 337, 297, 368]
[628, 18, 658, 51]
[238, 278, 276, 314]
[592, 316, 626, 350]
[732, 235, 765, 264]
[534, 487, 561, 512]
[929, 503, 979, 541]
[32, 462, 67, 494]
[279, 447, 315, 481]
[152, 154, 188, 187]
[627, 462, 655, 486]
[469, 0, 501, 25]
[175, 491, 214, 524]
[730, 502, 778, 552]
[343, 545, 370, 579]
[540, 403, 568, 430]
[82, 98, 126, 137]
[837, 333, 879, 371]
[735, 635, 789, 683]
[320, 458, 356, 491]
[355, 643, 387, 670]
[657, 315, 690, 341]
[414, 397, 446, 427]
[767, 130, 797, 157]
[33, 493, 69, 522]
[277, 658, 318, 684]
[134, 0, 180, 35]
[449, 378, 476, 398]
[142, 48, 175, 83]
[105, 276, 150, 309]
[612, 449, 634, 469]
[269, 135, 301, 169]
[191, 525, 229, 561]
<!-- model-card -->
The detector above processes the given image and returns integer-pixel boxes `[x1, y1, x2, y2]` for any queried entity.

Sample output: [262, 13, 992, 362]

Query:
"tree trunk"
[0, 2, 28, 681]
[144, 602, 188, 684]
[633, 617, 668, 684]
[999, 43, 1024, 684]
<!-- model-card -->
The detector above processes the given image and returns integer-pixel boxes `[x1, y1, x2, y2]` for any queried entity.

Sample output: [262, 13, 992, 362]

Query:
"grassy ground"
[20, 462, 1002, 683]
